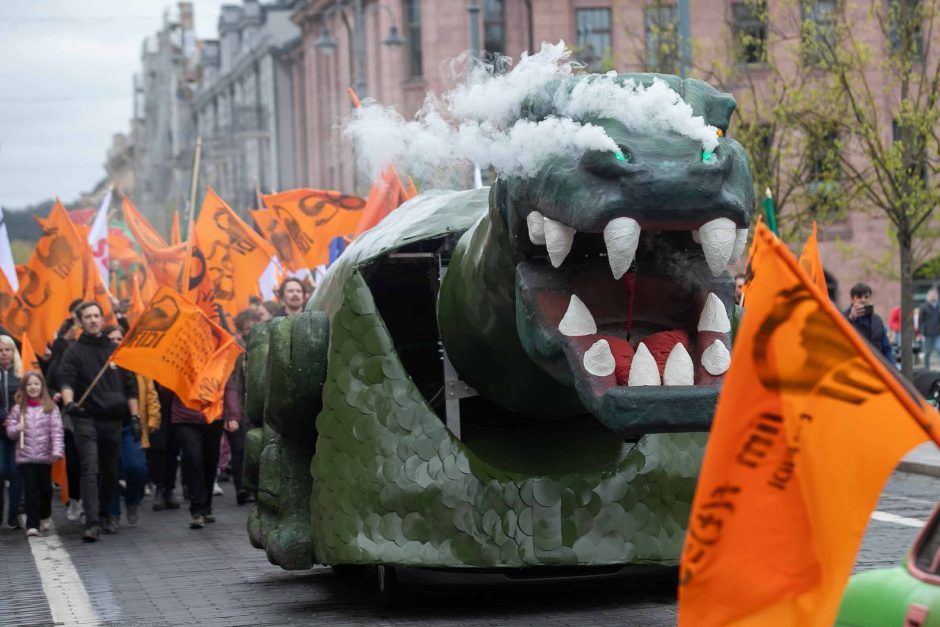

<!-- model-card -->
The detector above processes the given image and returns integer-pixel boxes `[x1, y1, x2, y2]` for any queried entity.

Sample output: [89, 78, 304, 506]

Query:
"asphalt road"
[0, 470, 936, 626]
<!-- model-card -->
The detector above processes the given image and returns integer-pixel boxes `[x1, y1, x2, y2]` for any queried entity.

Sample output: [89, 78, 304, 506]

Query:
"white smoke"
[345, 41, 719, 184]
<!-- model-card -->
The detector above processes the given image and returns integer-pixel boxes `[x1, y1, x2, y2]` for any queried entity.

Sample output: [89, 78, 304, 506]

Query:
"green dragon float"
[243, 72, 755, 585]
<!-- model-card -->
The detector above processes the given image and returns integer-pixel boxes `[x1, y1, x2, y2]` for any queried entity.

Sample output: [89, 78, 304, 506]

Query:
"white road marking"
[27, 521, 98, 625]
[871, 510, 926, 528]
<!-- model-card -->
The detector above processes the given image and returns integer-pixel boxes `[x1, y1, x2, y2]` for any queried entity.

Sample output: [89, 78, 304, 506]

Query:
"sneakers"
[212, 482, 224, 496]
[164, 490, 181, 510]
[152, 490, 166, 511]
[204, 512, 216, 524]
[26, 528, 40, 537]
[126, 505, 139, 526]
[102, 517, 118, 535]
[144, 483, 155, 497]
[190, 515, 206, 529]
[66, 499, 83, 522]
[236, 491, 256, 505]
[82, 525, 100, 542]
[40, 518, 52, 532]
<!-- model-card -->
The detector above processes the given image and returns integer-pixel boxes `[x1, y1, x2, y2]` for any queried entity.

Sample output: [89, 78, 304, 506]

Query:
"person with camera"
[845, 283, 894, 363]
[57, 302, 139, 542]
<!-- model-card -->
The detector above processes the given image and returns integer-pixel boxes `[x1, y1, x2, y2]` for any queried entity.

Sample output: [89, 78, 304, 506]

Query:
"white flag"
[258, 257, 281, 301]
[87, 188, 112, 287]
[0, 206, 18, 292]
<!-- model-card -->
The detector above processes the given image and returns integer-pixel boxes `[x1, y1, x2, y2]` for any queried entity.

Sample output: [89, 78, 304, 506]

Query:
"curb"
[897, 460, 940, 478]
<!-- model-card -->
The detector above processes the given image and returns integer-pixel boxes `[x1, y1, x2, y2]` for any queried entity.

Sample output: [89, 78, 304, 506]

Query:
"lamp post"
[313, 0, 406, 99]
[468, 0, 480, 63]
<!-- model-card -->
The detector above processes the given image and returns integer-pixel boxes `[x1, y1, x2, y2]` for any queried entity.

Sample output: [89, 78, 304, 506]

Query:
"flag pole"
[180, 136, 202, 293]
[762, 187, 778, 236]
[75, 357, 113, 407]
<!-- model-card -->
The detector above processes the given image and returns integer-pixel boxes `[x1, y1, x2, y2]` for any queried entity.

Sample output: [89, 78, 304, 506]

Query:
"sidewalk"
[899, 442, 940, 478]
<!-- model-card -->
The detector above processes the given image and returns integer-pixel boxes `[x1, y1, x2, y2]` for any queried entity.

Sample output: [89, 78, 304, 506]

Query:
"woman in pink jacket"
[4, 371, 64, 537]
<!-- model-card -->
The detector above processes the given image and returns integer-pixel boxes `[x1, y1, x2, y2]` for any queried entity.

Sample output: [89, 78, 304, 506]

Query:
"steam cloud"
[345, 41, 719, 185]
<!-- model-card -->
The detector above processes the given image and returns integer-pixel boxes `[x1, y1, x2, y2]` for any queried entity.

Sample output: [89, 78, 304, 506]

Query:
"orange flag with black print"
[262, 189, 366, 268]
[111, 287, 243, 422]
[1, 200, 87, 351]
[251, 208, 308, 273]
[128, 272, 146, 326]
[677, 223, 940, 627]
[798, 222, 827, 295]
[193, 189, 276, 321]
[122, 197, 188, 290]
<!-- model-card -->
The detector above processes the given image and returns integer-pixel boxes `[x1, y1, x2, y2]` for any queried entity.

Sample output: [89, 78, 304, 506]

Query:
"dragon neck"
[437, 186, 582, 417]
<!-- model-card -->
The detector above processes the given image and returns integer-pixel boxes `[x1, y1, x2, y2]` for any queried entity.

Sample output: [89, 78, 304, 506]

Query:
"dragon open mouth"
[512, 208, 746, 437]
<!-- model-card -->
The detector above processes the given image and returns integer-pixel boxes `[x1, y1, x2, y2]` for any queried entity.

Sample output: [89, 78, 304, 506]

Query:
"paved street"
[1, 468, 937, 627]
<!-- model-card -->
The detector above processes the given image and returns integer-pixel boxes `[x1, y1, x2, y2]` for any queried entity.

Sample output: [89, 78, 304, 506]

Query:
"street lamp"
[313, 0, 405, 99]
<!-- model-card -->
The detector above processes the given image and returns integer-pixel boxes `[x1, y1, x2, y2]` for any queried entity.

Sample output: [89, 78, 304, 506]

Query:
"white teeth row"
[528, 213, 748, 278]
[563, 292, 732, 383]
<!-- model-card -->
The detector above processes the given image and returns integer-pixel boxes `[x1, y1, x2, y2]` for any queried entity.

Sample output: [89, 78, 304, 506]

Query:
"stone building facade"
[194, 0, 302, 215]
[132, 3, 200, 235]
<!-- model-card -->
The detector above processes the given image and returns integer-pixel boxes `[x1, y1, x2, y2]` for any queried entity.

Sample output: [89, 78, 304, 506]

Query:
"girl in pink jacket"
[4, 371, 64, 536]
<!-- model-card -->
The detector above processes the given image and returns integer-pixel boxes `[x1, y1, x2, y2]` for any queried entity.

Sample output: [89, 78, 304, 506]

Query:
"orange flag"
[250, 208, 308, 272]
[798, 222, 827, 295]
[19, 331, 39, 373]
[128, 273, 146, 326]
[1, 200, 87, 351]
[122, 197, 188, 289]
[111, 287, 243, 422]
[81, 236, 116, 326]
[52, 459, 69, 503]
[193, 188, 276, 321]
[354, 167, 407, 236]
[170, 210, 181, 245]
[262, 189, 366, 268]
[678, 223, 940, 627]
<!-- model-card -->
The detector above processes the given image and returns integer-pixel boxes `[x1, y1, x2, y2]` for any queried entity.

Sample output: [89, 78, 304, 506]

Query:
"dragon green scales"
[244, 73, 754, 574]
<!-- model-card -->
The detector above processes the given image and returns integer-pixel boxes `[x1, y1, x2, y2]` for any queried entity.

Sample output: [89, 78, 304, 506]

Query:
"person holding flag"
[57, 302, 139, 542]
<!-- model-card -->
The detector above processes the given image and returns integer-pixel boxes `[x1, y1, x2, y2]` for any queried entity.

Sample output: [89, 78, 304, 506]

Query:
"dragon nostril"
[702, 147, 719, 163]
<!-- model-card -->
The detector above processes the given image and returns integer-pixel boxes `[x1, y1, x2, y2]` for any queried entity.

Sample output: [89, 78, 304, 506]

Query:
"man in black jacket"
[59, 302, 139, 542]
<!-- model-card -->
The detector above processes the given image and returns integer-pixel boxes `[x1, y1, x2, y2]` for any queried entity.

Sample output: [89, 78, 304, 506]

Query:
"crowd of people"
[0, 277, 312, 541]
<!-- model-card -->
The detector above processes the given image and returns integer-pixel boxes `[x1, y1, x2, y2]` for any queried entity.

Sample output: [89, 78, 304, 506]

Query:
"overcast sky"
[0, 1, 228, 210]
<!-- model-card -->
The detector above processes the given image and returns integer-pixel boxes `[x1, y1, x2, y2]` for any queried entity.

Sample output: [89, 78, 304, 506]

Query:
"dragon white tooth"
[628, 343, 661, 386]
[698, 217, 736, 276]
[543, 217, 575, 268]
[702, 339, 731, 376]
[692, 230, 701, 243]
[527, 211, 546, 245]
[730, 227, 749, 263]
[697, 292, 732, 333]
[559, 295, 597, 337]
[663, 344, 694, 386]
[603, 217, 640, 280]
[583, 340, 616, 377]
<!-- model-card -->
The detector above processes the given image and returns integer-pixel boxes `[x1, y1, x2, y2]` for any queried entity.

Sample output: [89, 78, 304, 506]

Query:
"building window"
[888, 0, 924, 60]
[805, 127, 841, 218]
[483, 0, 506, 56]
[404, 0, 423, 78]
[732, 1, 768, 65]
[801, 0, 837, 67]
[644, 3, 678, 74]
[576, 8, 612, 71]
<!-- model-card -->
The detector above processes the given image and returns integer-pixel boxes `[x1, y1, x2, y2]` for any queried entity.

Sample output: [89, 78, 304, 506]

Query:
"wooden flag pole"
[179, 136, 203, 293]
[254, 178, 263, 210]
[74, 357, 113, 408]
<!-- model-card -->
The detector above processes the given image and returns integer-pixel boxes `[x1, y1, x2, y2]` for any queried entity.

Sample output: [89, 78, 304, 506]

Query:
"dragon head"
[441, 74, 754, 439]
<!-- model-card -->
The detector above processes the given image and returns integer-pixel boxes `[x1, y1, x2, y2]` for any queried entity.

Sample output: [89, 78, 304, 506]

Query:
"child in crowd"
[4, 371, 64, 536]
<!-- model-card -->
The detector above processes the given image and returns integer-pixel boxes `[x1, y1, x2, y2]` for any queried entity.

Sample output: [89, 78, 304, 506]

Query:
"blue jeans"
[0, 435, 22, 524]
[110, 425, 148, 517]
[925, 335, 940, 371]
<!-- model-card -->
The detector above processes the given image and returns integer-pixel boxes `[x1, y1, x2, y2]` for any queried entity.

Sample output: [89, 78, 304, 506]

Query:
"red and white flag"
[87, 187, 113, 288]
